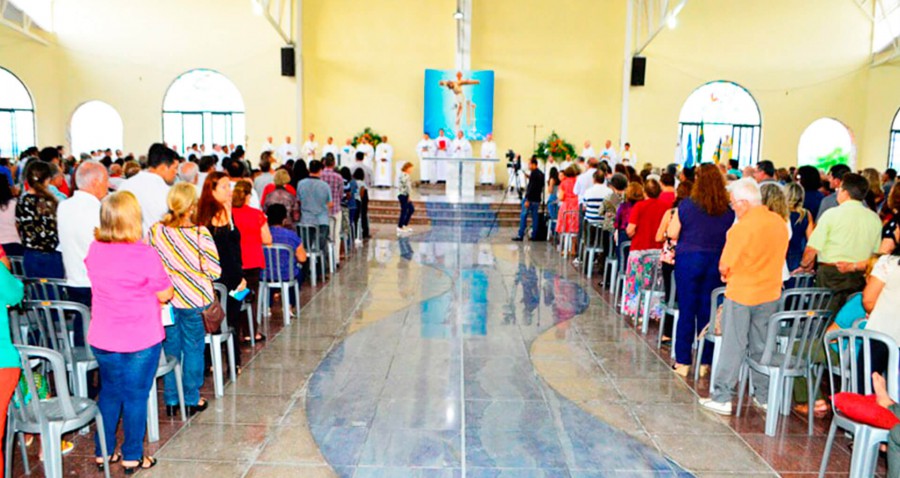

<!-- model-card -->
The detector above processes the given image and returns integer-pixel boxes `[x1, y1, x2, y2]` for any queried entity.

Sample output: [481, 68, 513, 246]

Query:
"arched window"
[890, 108, 900, 170]
[0, 67, 36, 158]
[69, 101, 124, 156]
[798, 118, 856, 171]
[162, 69, 245, 156]
[678, 81, 761, 167]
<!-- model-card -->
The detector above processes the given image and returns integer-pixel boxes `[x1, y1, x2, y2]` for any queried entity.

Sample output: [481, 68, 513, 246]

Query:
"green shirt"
[807, 200, 881, 263]
[0, 265, 24, 369]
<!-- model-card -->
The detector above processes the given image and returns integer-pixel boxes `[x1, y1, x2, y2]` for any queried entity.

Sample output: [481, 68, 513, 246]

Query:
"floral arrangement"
[351, 127, 383, 148]
[534, 131, 576, 163]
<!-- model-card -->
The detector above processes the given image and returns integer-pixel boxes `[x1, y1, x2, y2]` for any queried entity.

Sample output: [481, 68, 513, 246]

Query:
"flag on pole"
[696, 123, 704, 164]
[684, 134, 694, 168]
[712, 138, 722, 164]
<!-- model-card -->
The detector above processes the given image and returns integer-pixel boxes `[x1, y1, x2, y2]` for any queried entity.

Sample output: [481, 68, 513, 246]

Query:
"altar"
[422, 157, 498, 199]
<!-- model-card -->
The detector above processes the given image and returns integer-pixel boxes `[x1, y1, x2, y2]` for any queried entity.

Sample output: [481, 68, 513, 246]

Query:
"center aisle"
[146, 223, 776, 477]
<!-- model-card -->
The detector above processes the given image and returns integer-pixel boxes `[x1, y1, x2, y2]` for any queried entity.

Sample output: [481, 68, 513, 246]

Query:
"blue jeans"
[23, 248, 64, 279]
[92, 342, 161, 461]
[673, 251, 722, 365]
[398, 195, 415, 227]
[163, 306, 207, 406]
[517, 200, 539, 239]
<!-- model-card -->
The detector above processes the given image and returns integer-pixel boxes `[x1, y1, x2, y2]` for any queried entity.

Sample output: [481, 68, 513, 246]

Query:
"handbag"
[660, 209, 677, 265]
[198, 226, 226, 333]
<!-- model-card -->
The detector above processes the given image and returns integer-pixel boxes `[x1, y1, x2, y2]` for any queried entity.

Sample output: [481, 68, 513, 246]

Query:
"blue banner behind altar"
[423, 69, 494, 141]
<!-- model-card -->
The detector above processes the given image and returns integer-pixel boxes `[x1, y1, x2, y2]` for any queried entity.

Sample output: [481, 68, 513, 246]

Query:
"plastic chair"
[327, 216, 338, 274]
[208, 284, 238, 397]
[9, 255, 25, 278]
[791, 272, 816, 289]
[23, 278, 68, 301]
[558, 210, 579, 257]
[259, 244, 302, 328]
[735, 309, 832, 436]
[5, 345, 111, 478]
[296, 224, 326, 286]
[580, 222, 605, 278]
[601, 230, 617, 289]
[147, 350, 186, 442]
[613, 241, 631, 313]
[818, 329, 899, 478]
[657, 279, 679, 353]
[23, 300, 97, 398]
[638, 251, 664, 335]
[695, 287, 727, 389]
[778, 287, 833, 312]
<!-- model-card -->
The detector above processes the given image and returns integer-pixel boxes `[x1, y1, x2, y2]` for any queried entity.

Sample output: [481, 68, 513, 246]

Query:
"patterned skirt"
[622, 249, 664, 319]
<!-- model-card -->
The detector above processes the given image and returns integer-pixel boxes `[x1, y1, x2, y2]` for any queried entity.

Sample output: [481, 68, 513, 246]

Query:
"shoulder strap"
[197, 226, 204, 274]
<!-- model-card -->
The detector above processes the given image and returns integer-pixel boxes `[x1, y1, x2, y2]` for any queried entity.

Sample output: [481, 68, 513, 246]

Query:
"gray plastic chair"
[5, 345, 111, 478]
[259, 244, 302, 328]
[208, 284, 238, 397]
[778, 287, 833, 312]
[146, 350, 186, 442]
[695, 287, 728, 391]
[735, 309, 832, 436]
[657, 279, 679, 353]
[23, 300, 97, 398]
[818, 329, 899, 478]
[23, 278, 69, 301]
[296, 223, 326, 286]
[580, 221, 605, 278]
[638, 251, 664, 335]
[601, 230, 617, 289]
[9, 255, 24, 278]
[613, 241, 631, 313]
[328, 216, 338, 273]
[791, 272, 817, 289]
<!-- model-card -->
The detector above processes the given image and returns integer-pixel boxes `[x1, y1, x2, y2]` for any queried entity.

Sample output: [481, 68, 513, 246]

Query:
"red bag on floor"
[832, 393, 900, 429]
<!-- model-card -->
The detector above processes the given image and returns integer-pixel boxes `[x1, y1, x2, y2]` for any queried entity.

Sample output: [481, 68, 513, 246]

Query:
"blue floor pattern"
[307, 225, 694, 477]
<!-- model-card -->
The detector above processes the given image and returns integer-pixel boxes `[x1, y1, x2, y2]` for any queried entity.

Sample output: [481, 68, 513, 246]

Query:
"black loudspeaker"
[281, 46, 295, 77]
[631, 57, 646, 86]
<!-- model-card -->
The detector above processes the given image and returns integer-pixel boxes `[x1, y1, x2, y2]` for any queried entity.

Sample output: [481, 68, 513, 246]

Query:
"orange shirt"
[719, 206, 789, 306]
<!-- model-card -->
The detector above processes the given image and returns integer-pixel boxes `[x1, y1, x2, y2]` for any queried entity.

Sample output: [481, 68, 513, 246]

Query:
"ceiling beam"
[0, 0, 51, 45]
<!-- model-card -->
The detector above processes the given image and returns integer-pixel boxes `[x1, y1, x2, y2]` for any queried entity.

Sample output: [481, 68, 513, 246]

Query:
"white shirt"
[119, 171, 171, 235]
[452, 138, 472, 158]
[582, 183, 613, 216]
[322, 143, 338, 159]
[302, 141, 318, 159]
[580, 146, 596, 159]
[278, 143, 298, 161]
[866, 255, 900, 344]
[481, 141, 497, 159]
[573, 167, 597, 200]
[375, 142, 394, 160]
[56, 191, 102, 287]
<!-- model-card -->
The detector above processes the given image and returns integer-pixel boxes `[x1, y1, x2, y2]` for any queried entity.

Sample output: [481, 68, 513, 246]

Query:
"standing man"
[416, 134, 435, 184]
[700, 179, 789, 415]
[434, 130, 450, 183]
[356, 137, 375, 170]
[374, 136, 394, 188]
[302, 133, 318, 161]
[253, 152, 275, 197]
[513, 158, 545, 242]
[799, 173, 881, 311]
[119, 143, 178, 235]
[600, 139, 617, 165]
[350, 152, 374, 239]
[339, 139, 355, 168]
[322, 136, 338, 160]
[57, 162, 109, 308]
[320, 156, 345, 266]
[574, 158, 599, 202]
[261, 136, 275, 154]
[296, 160, 333, 253]
[279, 136, 298, 162]
[620, 142, 636, 165]
[580, 140, 596, 160]
[816, 164, 851, 221]
[479, 133, 497, 185]
[452, 131, 472, 158]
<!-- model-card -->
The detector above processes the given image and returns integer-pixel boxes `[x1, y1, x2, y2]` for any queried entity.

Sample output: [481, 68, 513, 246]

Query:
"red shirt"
[628, 196, 674, 251]
[232, 206, 267, 270]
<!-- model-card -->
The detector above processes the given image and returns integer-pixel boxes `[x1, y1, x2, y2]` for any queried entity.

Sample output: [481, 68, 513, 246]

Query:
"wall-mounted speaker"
[281, 46, 295, 77]
[631, 57, 646, 86]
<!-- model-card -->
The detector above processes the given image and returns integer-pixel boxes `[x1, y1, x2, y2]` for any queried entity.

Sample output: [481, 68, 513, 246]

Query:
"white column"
[455, 0, 472, 70]
[619, 0, 634, 147]
[295, 0, 304, 144]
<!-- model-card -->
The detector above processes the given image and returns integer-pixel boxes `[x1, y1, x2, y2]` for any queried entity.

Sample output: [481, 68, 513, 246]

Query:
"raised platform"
[366, 188, 523, 227]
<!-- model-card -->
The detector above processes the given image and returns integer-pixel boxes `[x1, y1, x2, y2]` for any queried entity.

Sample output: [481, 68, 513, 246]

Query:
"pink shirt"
[85, 241, 172, 353]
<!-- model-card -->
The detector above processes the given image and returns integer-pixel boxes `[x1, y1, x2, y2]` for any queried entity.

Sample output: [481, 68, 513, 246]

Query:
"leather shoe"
[187, 399, 209, 416]
[512, 237, 524, 242]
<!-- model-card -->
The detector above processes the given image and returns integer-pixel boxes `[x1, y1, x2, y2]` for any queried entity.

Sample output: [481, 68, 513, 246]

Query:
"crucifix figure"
[439, 71, 480, 130]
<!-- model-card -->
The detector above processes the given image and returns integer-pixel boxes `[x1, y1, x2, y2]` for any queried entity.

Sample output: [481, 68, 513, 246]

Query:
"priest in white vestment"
[416, 134, 435, 183]
[580, 140, 596, 160]
[302, 133, 318, 160]
[374, 136, 394, 188]
[261, 136, 275, 154]
[356, 138, 375, 169]
[278, 136, 298, 162]
[452, 131, 472, 158]
[599, 139, 617, 165]
[322, 136, 338, 160]
[339, 139, 355, 168]
[434, 130, 450, 182]
[479, 133, 496, 185]
[620, 142, 636, 165]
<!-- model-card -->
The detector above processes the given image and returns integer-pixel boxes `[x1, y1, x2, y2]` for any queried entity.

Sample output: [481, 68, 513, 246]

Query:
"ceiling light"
[251, 0, 264, 16]
[454, 10, 464, 20]
[666, 16, 677, 29]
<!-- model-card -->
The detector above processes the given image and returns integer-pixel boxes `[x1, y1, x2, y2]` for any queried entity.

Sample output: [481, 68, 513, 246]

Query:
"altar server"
[278, 136, 298, 162]
[322, 136, 338, 160]
[480, 133, 497, 185]
[416, 134, 435, 184]
[620, 142, 637, 165]
[434, 130, 450, 182]
[374, 136, 394, 187]
[301, 133, 318, 160]
[580, 140, 596, 160]
[356, 138, 375, 169]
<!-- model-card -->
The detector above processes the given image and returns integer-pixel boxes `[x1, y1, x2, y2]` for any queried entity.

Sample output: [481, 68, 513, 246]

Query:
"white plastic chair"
[580, 221, 605, 278]
[5, 345, 111, 478]
[558, 210, 579, 257]
[147, 350, 186, 442]
[296, 224, 326, 286]
[818, 329, 899, 478]
[259, 244, 302, 328]
[208, 284, 238, 397]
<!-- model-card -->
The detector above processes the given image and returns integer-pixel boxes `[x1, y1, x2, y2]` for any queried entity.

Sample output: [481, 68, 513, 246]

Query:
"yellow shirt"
[720, 206, 790, 306]
[807, 200, 881, 263]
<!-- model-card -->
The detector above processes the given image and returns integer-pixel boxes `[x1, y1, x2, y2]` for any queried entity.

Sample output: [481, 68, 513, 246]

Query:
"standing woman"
[16, 161, 63, 278]
[880, 183, 900, 254]
[397, 162, 415, 235]
[149, 183, 221, 416]
[85, 191, 173, 473]
[231, 180, 271, 344]
[622, 179, 671, 318]
[785, 182, 815, 273]
[796, 165, 824, 219]
[546, 167, 560, 222]
[761, 183, 792, 285]
[0, 179, 22, 256]
[196, 173, 247, 370]
[555, 166, 580, 251]
[0, 254, 23, 473]
[666, 164, 734, 376]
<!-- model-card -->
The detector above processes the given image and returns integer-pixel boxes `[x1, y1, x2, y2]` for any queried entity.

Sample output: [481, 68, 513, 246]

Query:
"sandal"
[122, 456, 157, 475]
[95, 452, 122, 471]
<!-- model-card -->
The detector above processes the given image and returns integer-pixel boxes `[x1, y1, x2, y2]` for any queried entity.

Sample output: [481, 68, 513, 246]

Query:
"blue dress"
[787, 210, 810, 271]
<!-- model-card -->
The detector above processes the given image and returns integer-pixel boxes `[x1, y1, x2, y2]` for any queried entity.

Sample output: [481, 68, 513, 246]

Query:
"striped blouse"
[149, 224, 222, 309]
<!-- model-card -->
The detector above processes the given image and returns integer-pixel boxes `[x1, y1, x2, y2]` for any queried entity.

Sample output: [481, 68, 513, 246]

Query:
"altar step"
[367, 200, 522, 228]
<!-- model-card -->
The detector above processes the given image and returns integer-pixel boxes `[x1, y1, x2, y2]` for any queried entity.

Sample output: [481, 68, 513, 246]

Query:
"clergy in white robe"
[416, 134, 435, 183]
[580, 140, 596, 160]
[356, 139, 375, 169]
[339, 139, 355, 168]
[374, 137, 394, 187]
[433, 130, 450, 182]
[322, 136, 338, 160]
[301, 133, 318, 160]
[620, 142, 636, 165]
[599, 139, 617, 165]
[261, 136, 275, 153]
[479, 133, 496, 185]
[278, 137, 298, 162]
